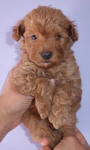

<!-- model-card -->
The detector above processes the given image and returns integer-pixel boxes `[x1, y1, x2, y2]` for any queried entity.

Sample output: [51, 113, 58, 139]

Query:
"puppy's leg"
[35, 78, 55, 119]
[49, 104, 76, 136]
[11, 65, 55, 119]
[23, 107, 62, 148]
[49, 81, 81, 136]
[11, 63, 37, 96]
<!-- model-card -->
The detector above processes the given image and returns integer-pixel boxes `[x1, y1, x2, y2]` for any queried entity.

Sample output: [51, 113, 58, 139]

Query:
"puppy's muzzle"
[41, 51, 53, 60]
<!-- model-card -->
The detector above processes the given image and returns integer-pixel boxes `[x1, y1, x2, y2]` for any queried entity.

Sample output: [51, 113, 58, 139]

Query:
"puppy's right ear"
[12, 20, 25, 41]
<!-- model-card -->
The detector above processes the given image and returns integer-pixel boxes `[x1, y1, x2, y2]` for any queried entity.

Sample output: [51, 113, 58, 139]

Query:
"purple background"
[0, 0, 90, 149]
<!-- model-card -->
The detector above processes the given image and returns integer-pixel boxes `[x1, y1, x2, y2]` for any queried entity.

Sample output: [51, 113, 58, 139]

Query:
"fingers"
[75, 128, 89, 147]
[41, 146, 51, 150]
[41, 138, 50, 146]
[54, 136, 87, 150]
[41, 139, 51, 150]
[41, 128, 89, 150]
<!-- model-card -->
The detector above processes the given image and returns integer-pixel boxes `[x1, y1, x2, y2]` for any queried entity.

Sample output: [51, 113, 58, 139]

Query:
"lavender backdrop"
[0, 0, 90, 149]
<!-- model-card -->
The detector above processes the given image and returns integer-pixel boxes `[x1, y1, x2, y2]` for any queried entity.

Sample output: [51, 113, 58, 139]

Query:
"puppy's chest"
[22, 61, 70, 87]
[36, 68, 66, 87]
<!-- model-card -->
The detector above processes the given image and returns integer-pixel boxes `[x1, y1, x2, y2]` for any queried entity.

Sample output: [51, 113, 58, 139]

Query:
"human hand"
[0, 71, 33, 141]
[41, 128, 89, 150]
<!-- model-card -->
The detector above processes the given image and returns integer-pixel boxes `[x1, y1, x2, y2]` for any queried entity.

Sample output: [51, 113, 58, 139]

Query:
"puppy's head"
[13, 6, 78, 68]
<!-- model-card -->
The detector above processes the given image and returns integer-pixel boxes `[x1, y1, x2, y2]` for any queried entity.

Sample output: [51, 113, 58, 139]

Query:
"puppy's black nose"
[41, 51, 53, 60]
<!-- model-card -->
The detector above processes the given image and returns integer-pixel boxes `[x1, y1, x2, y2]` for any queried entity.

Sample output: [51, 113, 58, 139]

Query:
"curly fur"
[11, 6, 82, 148]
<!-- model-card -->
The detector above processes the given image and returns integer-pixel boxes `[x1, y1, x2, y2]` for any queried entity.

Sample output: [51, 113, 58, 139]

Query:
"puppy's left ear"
[67, 22, 78, 42]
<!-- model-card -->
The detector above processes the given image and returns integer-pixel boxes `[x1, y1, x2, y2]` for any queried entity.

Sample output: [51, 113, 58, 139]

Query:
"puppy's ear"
[67, 22, 78, 42]
[12, 20, 25, 41]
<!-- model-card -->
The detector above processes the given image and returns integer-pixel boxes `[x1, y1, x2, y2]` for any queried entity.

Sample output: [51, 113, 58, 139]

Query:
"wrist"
[0, 94, 16, 141]
[0, 110, 10, 141]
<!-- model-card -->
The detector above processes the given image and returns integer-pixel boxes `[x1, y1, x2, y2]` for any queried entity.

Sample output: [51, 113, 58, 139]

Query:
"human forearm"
[0, 94, 24, 141]
[0, 71, 33, 141]
[0, 95, 11, 141]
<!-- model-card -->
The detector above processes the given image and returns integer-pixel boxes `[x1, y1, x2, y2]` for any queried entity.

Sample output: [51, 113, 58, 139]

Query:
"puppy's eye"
[31, 35, 37, 40]
[56, 34, 61, 39]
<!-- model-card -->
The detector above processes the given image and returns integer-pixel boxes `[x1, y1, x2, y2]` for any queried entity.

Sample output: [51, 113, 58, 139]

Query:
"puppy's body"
[12, 6, 82, 148]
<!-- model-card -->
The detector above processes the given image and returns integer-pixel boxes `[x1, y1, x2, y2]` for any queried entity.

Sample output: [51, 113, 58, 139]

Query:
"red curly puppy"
[11, 6, 82, 148]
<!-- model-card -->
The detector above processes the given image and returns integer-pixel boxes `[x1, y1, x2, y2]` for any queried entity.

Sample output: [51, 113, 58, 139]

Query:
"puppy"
[12, 6, 82, 148]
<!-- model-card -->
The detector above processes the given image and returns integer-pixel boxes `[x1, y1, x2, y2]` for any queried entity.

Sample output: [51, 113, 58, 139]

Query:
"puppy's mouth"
[44, 61, 51, 64]
[39, 61, 52, 68]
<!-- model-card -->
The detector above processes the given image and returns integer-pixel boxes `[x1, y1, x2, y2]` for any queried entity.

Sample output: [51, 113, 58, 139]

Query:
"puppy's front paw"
[35, 78, 55, 119]
[48, 112, 60, 129]
[49, 109, 76, 130]
[35, 93, 51, 119]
